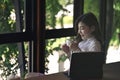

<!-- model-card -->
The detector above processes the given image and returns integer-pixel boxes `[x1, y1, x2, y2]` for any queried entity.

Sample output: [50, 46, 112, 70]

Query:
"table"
[103, 62, 120, 80]
[12, 62, 120, 80]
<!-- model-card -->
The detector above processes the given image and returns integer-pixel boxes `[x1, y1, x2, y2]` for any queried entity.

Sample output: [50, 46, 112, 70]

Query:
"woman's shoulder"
[88, 37, 101, 51]
[78, 36, 100, 45]
[88, 37, 101, 45]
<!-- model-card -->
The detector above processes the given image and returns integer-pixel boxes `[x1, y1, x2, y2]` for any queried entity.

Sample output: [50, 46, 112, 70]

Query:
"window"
[0, 0, 31, 79]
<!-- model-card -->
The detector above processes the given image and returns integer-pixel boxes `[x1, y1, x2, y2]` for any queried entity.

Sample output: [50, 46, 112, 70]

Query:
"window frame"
[0, 0, 107, 75]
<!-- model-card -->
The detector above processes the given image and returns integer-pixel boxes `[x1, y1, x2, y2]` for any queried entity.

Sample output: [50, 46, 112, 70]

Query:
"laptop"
[69, 52, 105, 80]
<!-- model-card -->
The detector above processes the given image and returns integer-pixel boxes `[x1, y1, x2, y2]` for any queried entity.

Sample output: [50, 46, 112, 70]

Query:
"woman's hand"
[69, 41, 81, 52]
[61, 44, 71, 57]
[61, 40, 81, 57]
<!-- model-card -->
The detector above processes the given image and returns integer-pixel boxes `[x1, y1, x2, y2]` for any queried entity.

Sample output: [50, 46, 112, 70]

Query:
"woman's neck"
[82, 34, 94, 41]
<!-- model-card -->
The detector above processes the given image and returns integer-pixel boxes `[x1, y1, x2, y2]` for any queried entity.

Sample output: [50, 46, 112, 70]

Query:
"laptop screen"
[69, 52, 105, 79]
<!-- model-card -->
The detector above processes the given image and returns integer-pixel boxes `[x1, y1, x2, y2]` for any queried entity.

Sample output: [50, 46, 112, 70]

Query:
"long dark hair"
[74, 12, 102, 44]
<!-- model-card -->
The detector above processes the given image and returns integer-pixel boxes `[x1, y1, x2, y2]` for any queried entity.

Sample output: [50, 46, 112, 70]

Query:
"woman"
[62, 12, 102, 58]
[15, 12, 102, 79]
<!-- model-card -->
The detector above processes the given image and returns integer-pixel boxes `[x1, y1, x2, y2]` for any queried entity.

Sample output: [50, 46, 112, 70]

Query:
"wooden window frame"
[0, 0, 107, 75]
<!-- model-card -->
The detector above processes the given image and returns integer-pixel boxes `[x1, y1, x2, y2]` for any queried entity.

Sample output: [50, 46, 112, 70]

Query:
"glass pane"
[0, 0, 25, 34]
[106, 0, 120, 64]
[84, 0, 100, 19]
[46, 0, 73, 30]
[0, 42, 29, 79]
[45, 36, 74, 74]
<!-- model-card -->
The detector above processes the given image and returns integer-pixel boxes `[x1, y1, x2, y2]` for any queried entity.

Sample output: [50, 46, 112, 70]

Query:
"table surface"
[12, 62, 120, 80]
[103, 62, 120, 80]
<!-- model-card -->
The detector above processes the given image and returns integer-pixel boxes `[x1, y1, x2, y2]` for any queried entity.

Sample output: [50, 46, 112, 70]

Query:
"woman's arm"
[69, 41, 81, 52]
[61, 44, 71, 58]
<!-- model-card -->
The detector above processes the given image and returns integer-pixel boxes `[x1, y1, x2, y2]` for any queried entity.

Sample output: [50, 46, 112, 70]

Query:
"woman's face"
[78, 22, 94, 40]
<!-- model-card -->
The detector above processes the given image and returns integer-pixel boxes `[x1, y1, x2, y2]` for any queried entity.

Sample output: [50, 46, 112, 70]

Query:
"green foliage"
[0, 44, 18, 78]
[59, 0, 73, 6]
[45, 39, 59, 73]
[0, 0, 18, 79]
[46, 0, 73, 29]
[45, 38, 65, 72]
[46, 0, 63, 29]
[58, 54, 68, 62]
[0, 1, 16, 33]
[45, 0, 73, 73]
[84, 0, 99, 19]
[0, 0, 25, 79]
[109, 0, 120, 46]
[62, 16, 73, 24]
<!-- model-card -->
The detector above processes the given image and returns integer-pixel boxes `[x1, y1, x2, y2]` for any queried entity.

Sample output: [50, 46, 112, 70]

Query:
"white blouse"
[78, 36, 101, 52]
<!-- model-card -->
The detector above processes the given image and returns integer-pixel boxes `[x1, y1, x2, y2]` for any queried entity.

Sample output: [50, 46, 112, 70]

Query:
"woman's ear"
[91, 26, 95, 32]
